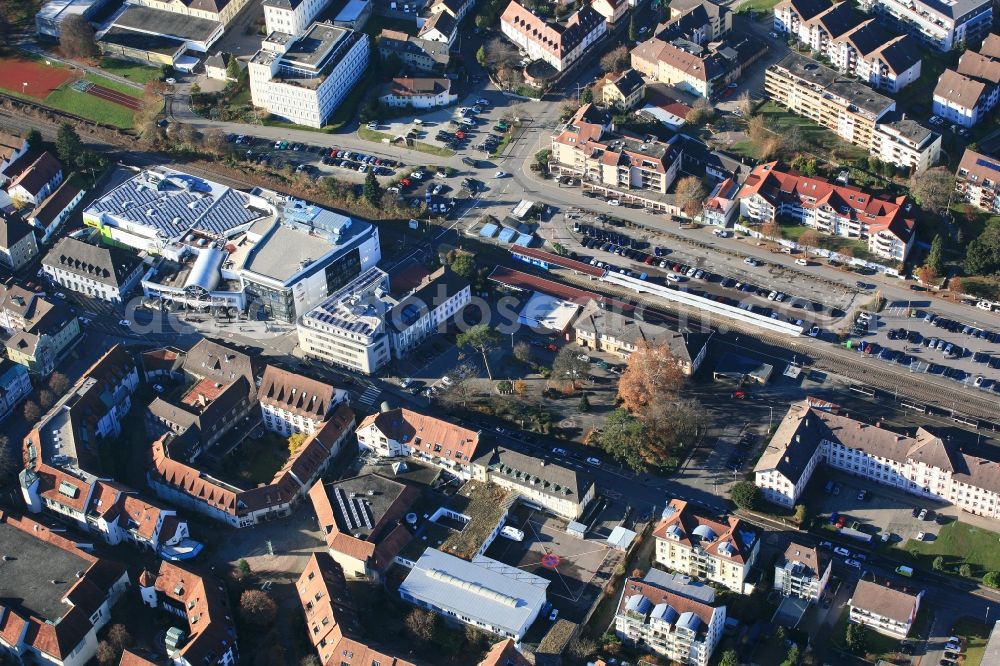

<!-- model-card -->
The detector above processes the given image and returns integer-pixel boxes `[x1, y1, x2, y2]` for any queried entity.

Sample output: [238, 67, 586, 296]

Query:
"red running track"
[85, 83, 143, 111]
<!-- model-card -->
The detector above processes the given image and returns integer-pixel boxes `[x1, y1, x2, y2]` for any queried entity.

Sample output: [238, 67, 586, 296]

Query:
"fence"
[733, 223, 903, 276]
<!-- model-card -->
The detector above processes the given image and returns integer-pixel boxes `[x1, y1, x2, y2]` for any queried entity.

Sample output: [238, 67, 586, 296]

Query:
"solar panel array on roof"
[976, 158, 1000, 173]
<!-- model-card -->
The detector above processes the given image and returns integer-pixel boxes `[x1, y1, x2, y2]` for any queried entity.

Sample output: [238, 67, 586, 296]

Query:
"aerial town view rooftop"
[1, 0, 1000, 663]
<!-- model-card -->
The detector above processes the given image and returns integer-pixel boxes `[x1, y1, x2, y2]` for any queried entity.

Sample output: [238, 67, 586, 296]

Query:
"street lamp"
[22, 82, 28, 95]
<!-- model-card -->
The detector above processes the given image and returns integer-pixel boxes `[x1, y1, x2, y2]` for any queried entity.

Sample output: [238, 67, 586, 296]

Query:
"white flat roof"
[518, 291, 581, 333]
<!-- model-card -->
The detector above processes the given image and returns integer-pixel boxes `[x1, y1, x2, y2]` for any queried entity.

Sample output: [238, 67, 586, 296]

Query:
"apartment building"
[0, 512, 130, 666]
[42, 237, 145, 305]
[0, 282, 81, 376]
[377, 29, 450, 73]
[601, 69, 646, 110]
[6, 151, 63, 205]
[631, 32, 765, 99]
[387, 266, 470, 357]
[754, 400, 1000, 520]
[27, 180, 85, 243]
[472, 446, 596, 519]
[297, 267, 394, 374]
[137, 561, 238, 666]
[500, 1, 607, 72]
[0, 131, 30, 184]
[702, 177, 741, 227]
[418, 10, 457, 45]
[551, 104, 682, 205]
[378, 77, 457, 108]
[0, 214, 38, 272]
[0, 359, 31, 420]
[869, 117, 942, 174]
[572, 300, 712, 375]
[956, 148, 1000, 214]
[859, 0, 992, 51]
[932, 38, 1000, 127]
[356, 407, 482, 479]
[592, 0, 629, 24]
[669, 0, 733, 38]
[652, 499, 761, 593]
[258, 365, 347, 437]
[249, 23, 369, 128]
[774, 0, 922, 92]
[129, 0, 254, 26]
[263, 0, 329, 35]
[615, 570, 726, 666]
[774, 541, 832, 603]
[849, 580, 922, 639]
[738, 161, 917, 261]
[399, 548, 550, 642]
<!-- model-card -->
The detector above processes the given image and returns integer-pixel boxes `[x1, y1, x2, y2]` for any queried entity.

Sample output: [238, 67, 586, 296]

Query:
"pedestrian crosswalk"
[355, 385, 382, 410]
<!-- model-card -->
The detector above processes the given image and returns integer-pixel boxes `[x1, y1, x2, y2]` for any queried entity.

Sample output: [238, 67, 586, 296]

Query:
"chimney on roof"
[197, 394, 207, 407]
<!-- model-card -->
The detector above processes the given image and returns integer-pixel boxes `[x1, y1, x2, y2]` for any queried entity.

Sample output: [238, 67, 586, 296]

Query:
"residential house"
[42, 237, 146, 304]
[702, 177, 740, 227]
[774, 541, 832, 603]
[0, 214, 38, 272]
[669, 0, 732, 38]
[427, 0, 474, 22]
[652, 499, 761, 593]
[258, 364, 348, 437]
[614, 569, 726, 665]
[6, 152, 63, 205]
[849, 580, 922, 638]
[753, 400, 1000, 520]
[377, 29, 450, 73]
[572, 300, 712, 375]
[0, 358, 31, 420]
[500, 1, 607, 72]
[932, 38, 1000, 127]
[137, 561, 238, 666]
[956, 148, 1000, 214]
[27, 180, 85, 243]
[737, 162, 917, 261]
[203, 52, 236, 81]
[0, 512, 130, 666]
[418, 10, 457, 46]
[309, 473, 421, 579]
[0, 132, 30, 185]
[355, 407, 481, 479]
[601, 69, 646, 110]
[378, 77, 457, 108]
[471, 445, 596, 519]
[0, 281, 81, 376]
[631, 31, 766, 99]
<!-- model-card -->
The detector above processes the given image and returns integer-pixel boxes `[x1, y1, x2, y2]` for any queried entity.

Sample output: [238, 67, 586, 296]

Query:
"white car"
[586, 457, 601, 466]
[609, 199, 620, 206]
[809, 326, 821, 337]
[552, 447, 567, 455]
[367, 121, 379, 129]
[833, 546, 850, 557]
[917, 531, 927, 540]
[743, 257, 758, 266]
[549, 608, 558, 621]
[666, 273, 682, 282]
[795, 258, 809, 266]
[476, 98, 489, 106]
[845, 558, 862, 569]
[153, 384, 164, 393]
[400, 378, 414, 388]
[440, 376, 453, 387]
[118, 319, 131, 327]
[495, 171, 509, 178]
[56, 292, 66, 299]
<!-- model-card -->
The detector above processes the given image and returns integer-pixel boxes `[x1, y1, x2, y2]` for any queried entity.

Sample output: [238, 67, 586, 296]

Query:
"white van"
[978, 300, 995, 311]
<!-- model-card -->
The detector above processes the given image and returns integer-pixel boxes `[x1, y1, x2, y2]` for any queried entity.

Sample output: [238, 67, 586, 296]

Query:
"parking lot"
[484, 505, 622, 623]
[846, 300, 1000, 394]
[226, 134, 405, 182]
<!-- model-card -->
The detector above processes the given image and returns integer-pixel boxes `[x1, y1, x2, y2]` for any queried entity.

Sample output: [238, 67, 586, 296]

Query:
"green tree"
[960, 563, 973, 578]
[579, 393, 591, 412]
[25, 128, 41, 147]
[55, 123, 82, 164]
[719, 649, 740, 666]
[598, 408, 650, 471]
[238, 559, 252, 578]
[363, 171, 382, 205]
[984, 571, 1000, 588]
[909, 167, 954, 214]
[933, 555, 945, 571]
[448, 252, 476, 281]
[456, 324, 502, 380]
[226, 55, 241, 80]
[780, 644, 800, 666]
[965, 225, 1000, 276]
[287, 432, 307, 455]
[629, 14, 638, 42]
[730, 481, 761, 511]
[927, 234, 945, 276]
[513, 341, 532, 364]
[845, 622, 867, 654]
[476, 45, 488, 68]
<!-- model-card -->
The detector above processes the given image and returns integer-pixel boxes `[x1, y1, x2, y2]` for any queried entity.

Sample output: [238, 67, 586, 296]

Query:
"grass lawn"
[42, 86, 137, 128]
[82, 72, 144, 98]
[737, 0, 783, 12]
[831, 609, 901, 662]
[777, 222, 878, 261]
[357, 127, 455, 157]
[952, 617, 990, 666]
[756, 100, 870, 163]
[897, 520, 1000, 580]
[98, 58, 162, 85]
[222, 431, 288, 487]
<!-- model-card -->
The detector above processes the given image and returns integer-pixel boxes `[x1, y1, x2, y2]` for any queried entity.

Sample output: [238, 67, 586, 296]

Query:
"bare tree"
[404, 608, 438, 645]
[761, 219, 782, 239]
[48, 371, 70, 394]
[202, 128, 229, 156]
[737, 92, 754, 117]
[0, 434, 21, 483]
[485, 37, 520, 70]
[798, 229, 820, 251]
[909, 167, 954, 214]
[618, 341, 685, 414]
[674, 176, 706, 217]
[22, 400, 41, 424]
[59, 15, 99, 60]
[599, 46, 630, 75]
[239, 590, 277, 626]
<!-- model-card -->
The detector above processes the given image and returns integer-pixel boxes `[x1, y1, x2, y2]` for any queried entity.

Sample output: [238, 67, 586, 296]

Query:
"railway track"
[531, 262, 1000, 425]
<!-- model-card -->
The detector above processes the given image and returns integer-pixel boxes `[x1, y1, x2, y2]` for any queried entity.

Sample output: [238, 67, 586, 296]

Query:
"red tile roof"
[357, 408, 481, 466]
[652, 498, 758, 564]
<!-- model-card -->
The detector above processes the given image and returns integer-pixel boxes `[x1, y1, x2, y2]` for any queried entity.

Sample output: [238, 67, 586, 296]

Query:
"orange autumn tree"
[617, 340, 686, 413]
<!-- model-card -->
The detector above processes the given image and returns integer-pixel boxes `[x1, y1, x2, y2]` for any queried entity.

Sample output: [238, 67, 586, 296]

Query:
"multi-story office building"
[652, 499, 761, 593]
[500, 1, 607, 72]
[249, 23, 369, 128]
[297, 267, 395, 374]
[849, 580, 922, 638]
[859, 0, 992, 51]
[755, 400, 1000, 520]
[387, 267, 470, 357]
[263, 0, 329, 36]
[932, 38, 1000, 127]
[774, 541, 832, 603]
[258, 365, 347, 437]
[774, 0, 922, 93]
[615, 569, 726, 666]
[956, 148, 1000, 214]
[551, 104, 683, 208]
[738, 161, 917, 261]
[42, 236, 145, 305]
